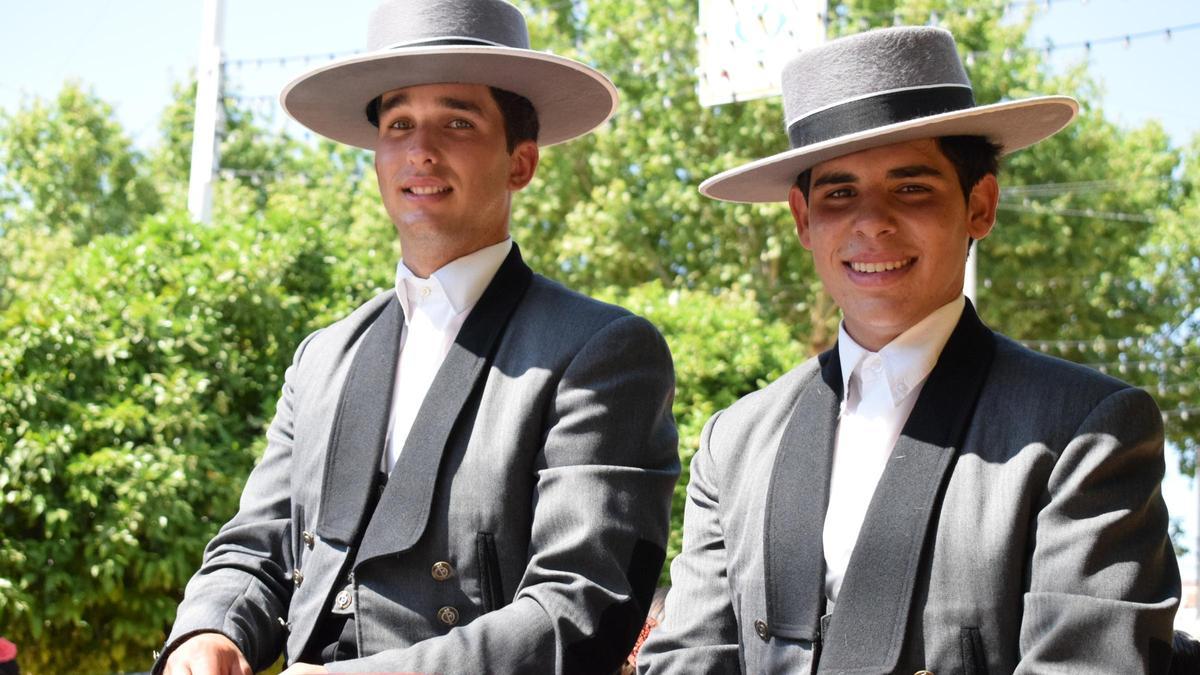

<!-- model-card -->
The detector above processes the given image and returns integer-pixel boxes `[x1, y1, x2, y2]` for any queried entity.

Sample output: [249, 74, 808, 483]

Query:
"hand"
[163, 633, 252, 675]
[281, 665, 330, 674]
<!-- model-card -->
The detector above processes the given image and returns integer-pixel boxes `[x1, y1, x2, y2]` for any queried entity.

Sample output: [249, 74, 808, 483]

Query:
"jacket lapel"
[764, 349, 843, 640]
[315, 296, 404, 545]
[355, 245, 533, 567]
[818, 300, 996, 673]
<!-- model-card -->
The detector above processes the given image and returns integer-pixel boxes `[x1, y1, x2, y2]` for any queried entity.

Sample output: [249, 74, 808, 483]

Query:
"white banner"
[697, 0, 827, 107]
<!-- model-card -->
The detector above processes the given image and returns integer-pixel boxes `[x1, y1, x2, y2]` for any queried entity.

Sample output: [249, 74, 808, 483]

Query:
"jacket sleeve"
[1017, 386, 1180, 673]
[636, 411, 743, 674]
[153, 330, 322, 673]
[326, 314, 680, 675]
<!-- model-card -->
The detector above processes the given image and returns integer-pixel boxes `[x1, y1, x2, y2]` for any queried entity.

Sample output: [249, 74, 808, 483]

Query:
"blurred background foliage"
[1, 0, 1197, 671]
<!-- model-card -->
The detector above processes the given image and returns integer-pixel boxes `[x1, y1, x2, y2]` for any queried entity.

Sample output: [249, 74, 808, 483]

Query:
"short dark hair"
[794, 135, 1003, 203]
[365, 86, 539, 152]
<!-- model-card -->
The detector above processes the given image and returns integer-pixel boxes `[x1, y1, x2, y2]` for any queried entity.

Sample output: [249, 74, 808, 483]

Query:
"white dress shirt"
[382, 238, 512, 473]
[823, 295, 965, 602]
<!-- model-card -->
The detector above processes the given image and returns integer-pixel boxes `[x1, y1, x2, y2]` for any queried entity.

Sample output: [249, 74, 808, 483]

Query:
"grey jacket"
[639, 302, 1178, 674]
[157, 246, 680, 674]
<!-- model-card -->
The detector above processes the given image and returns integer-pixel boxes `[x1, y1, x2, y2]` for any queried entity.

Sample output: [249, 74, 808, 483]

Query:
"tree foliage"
[0, 82, 160, 245]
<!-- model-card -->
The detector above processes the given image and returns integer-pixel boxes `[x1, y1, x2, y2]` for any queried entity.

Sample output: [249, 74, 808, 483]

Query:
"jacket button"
[291, 569, 304, 587]
[335, 589, 353, 610]
[302, 531, 315, 549]
[754, 619, 769, 641]
[437, 606, 460, 627]
[431, 561, 454, 581]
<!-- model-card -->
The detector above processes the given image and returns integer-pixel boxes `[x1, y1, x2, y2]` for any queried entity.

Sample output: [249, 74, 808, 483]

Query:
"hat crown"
[367, 0, 530, 51]
[782, 27, 971, 127]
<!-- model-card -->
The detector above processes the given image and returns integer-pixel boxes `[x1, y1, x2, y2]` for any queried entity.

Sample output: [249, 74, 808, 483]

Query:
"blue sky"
[2, 0, 1198, 579]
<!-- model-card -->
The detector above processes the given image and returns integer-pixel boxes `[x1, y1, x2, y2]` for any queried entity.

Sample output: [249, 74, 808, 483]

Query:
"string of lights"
[224, 49, 360, 70]
[1020, 334, 1182, 351]
[814, 0, 1092, 26]
[1162, 406, 1199, 422]
[1001, 177, 1175, 197]
[997, 202, 1158, 223]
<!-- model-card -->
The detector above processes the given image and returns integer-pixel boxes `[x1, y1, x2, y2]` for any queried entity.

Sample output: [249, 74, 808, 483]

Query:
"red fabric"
[0, 637, 16, 662]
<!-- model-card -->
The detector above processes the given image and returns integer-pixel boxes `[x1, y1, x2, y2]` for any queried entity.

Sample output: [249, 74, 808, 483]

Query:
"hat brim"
[280, 45, 619, 149]
[699, 96, 1078, 203]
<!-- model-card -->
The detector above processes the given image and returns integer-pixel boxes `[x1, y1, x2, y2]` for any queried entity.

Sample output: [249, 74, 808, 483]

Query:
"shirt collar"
[394, 238, 512, 322]
[838, 295, 965, 407]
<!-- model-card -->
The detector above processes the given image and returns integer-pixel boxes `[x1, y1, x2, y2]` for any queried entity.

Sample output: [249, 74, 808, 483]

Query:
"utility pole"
[188, 0, 225, 225]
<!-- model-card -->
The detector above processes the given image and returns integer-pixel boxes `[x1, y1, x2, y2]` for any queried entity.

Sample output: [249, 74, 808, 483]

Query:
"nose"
[406, 127, 438, 166]
[852, 194, 897, 239]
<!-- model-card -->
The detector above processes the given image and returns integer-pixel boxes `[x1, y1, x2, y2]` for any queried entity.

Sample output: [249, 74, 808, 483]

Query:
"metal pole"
[188, 0, 224, 225]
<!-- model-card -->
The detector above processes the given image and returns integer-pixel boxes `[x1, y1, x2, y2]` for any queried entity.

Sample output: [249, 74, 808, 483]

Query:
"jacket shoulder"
[991, 333, 1139, 403]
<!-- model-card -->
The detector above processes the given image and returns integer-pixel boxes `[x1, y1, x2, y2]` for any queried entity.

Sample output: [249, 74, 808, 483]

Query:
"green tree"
[0, 82, 160, 245]
[0, 210, 349, 674]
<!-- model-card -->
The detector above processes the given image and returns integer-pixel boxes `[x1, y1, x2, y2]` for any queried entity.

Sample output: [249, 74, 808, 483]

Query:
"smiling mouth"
[847, 258, 915, 274]
[405, 186, 451, 196]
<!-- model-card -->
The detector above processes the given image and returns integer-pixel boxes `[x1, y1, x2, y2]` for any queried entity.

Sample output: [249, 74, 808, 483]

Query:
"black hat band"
[787, 85, 976, 149]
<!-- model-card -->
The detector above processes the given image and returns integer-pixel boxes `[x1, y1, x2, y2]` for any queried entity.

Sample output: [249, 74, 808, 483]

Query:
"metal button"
[437, 606, 460, 627]
[335, 589, 353, 610]
[302, 531, 315, 548]
[291, 569, 304, 587]
[754, 619, 769, 641]
[431, 561, 454, 581]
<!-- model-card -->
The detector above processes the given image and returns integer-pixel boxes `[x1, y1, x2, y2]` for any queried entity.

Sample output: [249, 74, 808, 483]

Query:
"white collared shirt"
[383, 238, 512, 473]
[823, 296, 965, 602]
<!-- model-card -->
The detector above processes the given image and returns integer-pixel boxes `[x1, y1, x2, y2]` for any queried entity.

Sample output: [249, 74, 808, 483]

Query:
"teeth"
[408, 186, 449, 195]
[850, 258, 913, 273]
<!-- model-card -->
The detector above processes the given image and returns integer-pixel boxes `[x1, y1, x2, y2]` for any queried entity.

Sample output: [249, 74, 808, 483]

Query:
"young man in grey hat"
[638, 26, 1179, 674]
[156, 1, 678, 673]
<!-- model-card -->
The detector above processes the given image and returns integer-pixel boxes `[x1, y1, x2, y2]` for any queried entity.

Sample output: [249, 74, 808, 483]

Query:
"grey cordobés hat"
[700, 26, 1079, 203]
[281, 0, 619, 149]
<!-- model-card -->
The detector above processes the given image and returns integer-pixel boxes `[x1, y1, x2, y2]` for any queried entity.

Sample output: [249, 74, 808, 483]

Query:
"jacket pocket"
[960, 627, 988, 675]
[477, 531, 505, 613]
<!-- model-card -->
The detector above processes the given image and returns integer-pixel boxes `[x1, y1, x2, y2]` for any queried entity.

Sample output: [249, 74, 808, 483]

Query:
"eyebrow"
[811, 171, 857, 189]
[378, 93, 486, 117]
[886, 164, 944, 179]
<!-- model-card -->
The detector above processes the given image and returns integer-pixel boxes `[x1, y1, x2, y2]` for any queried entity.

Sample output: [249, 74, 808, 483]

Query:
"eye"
[824, 187, 855, 199]
[897, 183, 931, 194]
[386, 118, 413, 130]
[448, 118, 474, 129]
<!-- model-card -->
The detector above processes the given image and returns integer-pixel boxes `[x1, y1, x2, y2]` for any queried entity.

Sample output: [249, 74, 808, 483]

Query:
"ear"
[966, 173, 999, 241]
[789, 184, 814, 250]
[507, 140, 539, 191]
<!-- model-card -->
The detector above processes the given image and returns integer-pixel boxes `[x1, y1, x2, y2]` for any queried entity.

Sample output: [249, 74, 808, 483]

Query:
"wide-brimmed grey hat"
[700, 26, 1078, 203]
[280, 0, 618, 149]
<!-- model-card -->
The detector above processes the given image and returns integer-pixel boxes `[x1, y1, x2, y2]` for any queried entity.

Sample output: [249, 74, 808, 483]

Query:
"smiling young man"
[154, 2, 679, 674]
[638, 27, 1179, 674]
